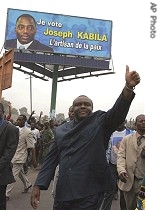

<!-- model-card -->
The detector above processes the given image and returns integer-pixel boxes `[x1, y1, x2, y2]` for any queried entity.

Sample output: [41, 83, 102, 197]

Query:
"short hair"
[68, 106, 73, 112]
[73, 95, 93, 107]
[0, 103, 5, 113]
[135, 114, 145, 123]
[19, 114, 27, 121]
[16, 14, 37, 27]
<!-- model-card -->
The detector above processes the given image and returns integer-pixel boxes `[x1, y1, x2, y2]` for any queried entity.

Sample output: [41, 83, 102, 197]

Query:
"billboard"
[4, 8, 112, 59]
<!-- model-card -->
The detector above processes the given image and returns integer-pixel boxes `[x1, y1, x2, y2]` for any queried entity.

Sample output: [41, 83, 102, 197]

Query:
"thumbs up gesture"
[125, 65, 140, 88]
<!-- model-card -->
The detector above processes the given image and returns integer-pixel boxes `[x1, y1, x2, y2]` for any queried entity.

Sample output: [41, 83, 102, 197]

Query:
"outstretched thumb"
[126, 65, 129, 74]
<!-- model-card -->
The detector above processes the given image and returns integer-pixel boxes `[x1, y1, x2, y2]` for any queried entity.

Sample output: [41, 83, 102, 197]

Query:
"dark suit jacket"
[5, 39, 53, 52]
[34, 91, 135, 201]
[0, 121, 19, 185]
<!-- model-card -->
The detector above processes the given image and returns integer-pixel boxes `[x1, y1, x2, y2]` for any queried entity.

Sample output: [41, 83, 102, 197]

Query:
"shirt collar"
[136, 132, 145, 138]
[17, 39, 33, 49]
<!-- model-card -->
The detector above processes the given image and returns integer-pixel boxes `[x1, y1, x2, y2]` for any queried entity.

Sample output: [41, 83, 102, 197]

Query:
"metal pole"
[50, 64, 59, 119]
[30, 74, 32, 113]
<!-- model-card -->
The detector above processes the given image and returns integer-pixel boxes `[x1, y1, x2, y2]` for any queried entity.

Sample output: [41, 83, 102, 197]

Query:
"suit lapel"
[132, 133, 138, 150]
[132, 133, 145, 149]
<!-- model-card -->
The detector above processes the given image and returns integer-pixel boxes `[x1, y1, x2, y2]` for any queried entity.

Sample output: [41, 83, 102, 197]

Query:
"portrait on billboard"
[5, 13, 53, 52]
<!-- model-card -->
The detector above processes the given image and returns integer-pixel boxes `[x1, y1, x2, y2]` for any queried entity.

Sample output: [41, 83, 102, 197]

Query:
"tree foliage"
[11, 108, 19, 115]
[19, 107, 28, 115]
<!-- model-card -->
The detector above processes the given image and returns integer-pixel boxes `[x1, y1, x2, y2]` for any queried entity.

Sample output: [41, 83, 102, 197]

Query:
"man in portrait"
[5, 14, 53, 52]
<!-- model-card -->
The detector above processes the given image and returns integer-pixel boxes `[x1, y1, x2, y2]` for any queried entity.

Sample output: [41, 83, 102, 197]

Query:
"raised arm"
[38, 111, 43, 125]
[27, 110, 36, 125]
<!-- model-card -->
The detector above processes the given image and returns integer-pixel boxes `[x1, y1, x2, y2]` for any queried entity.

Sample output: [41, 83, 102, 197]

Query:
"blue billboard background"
[5, 8, 112, 59]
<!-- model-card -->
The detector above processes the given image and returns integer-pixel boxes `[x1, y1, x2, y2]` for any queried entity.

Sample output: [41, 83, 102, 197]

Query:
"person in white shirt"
[30, 122, 41, 164]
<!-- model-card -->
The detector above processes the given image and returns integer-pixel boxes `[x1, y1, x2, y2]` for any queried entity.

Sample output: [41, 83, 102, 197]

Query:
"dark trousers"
[99, 190, 115, 210]
[53, 191, 114, 210]
[0, 185, 7, 210]
[109, 162, 118, 193]
[120, 190, 127, 210]
[109, 162, 127, 210]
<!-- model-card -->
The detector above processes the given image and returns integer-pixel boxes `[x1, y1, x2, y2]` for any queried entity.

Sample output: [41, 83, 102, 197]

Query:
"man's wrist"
[125, 84, 135, 91]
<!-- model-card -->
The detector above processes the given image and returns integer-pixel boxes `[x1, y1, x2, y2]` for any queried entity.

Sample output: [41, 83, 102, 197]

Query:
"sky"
[0, 0, 159, 208]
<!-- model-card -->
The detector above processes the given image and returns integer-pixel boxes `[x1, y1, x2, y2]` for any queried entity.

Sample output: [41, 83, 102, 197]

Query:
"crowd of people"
[0, 65, 145, 210]
[0, 105, 59, 210]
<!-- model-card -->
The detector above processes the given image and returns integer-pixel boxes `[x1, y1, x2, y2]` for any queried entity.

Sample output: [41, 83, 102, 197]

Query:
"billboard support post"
[50, 64, 59, 119]
[29, 75, 33, 113]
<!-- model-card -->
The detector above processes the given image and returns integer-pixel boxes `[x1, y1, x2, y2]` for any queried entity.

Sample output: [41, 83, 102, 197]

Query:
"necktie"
[137, 135, 144, 146]
[19, 46, 25, 50]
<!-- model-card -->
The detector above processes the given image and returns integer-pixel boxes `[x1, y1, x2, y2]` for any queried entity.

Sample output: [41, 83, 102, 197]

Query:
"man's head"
[135, 114, 145, 134]
[44, 120, 50, 129]
[72, 95, 93, 122]
[116, 120, 127, 131]
[68, 105, 74, 121]
[0, 103, 5, 120]
[49, 119, 55, 128]
[15, 14, 37, 44]
[30, 122, 36, 130]
[16, 114, 27, 127]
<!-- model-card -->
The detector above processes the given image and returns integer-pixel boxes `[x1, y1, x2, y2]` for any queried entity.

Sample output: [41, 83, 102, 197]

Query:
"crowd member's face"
[15, 17, 36, 44]
[44, 122, 49, 129]
[16, 116, 25, 127]
[68, 106, 74, 120]
[30, 122, 36, 130]
[135, 115, 145, 133]
[73, 96, 93, 122]
[117, 121, 126, 131]
[49, 120, 54, 128]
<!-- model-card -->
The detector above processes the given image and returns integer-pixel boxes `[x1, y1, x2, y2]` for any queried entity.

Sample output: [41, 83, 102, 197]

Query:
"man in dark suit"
[0, 103, 19, 210]
[31, 65, 141, 210]
[5, 14, 53, 52]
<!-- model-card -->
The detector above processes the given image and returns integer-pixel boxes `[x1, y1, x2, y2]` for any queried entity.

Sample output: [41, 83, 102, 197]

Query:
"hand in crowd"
[31, 110, 36, 115]
[119, 172, 128, 183]
[140, 146, 145, 158]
